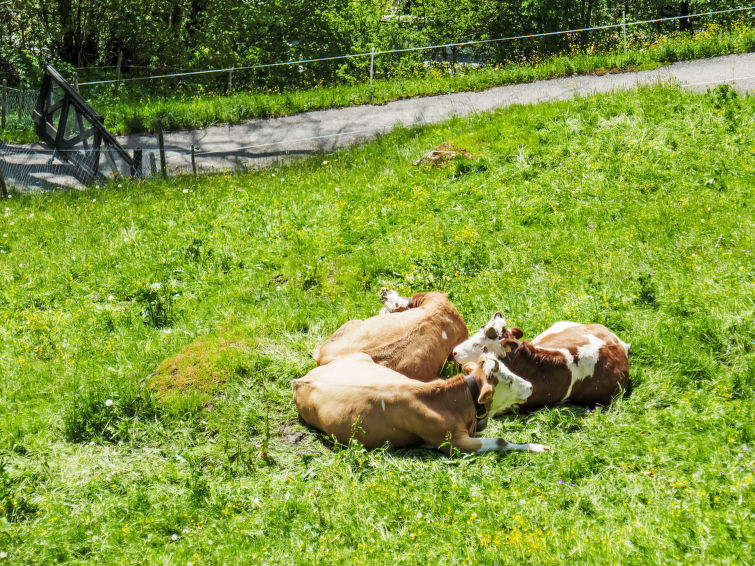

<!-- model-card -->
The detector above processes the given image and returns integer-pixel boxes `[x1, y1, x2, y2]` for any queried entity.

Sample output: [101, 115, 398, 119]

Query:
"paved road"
[4, 52, 755, 189]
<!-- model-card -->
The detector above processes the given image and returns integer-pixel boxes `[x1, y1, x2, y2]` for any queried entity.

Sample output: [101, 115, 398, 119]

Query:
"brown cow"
[315, 288, 468, 382]
[453, 314, 630, 410]
[293, 352, 549, 454]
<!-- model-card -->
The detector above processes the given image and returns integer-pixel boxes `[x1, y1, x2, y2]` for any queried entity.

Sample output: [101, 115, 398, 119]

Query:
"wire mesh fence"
[1, 87, 37, 128]
[0, 143, 143, 191]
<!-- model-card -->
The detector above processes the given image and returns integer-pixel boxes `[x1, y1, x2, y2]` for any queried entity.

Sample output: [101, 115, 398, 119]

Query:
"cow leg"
[448, 435, 550, 455]
[379, 287, 411, 314]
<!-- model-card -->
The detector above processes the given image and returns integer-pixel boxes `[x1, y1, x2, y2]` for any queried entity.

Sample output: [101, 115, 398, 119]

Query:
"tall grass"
[0, 84, 752, 563]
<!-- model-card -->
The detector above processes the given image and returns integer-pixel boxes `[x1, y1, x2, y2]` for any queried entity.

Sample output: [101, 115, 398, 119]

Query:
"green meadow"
[0, 84, 753, 564]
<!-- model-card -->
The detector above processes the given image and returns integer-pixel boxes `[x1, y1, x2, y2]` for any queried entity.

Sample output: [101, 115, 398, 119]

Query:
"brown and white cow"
[453, 313, 630, 410]
[293, 352, 549, 454]
[314, 288, 468, 382]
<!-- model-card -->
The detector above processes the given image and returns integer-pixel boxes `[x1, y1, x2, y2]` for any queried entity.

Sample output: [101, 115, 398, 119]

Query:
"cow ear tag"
[504, 345, 512, 353]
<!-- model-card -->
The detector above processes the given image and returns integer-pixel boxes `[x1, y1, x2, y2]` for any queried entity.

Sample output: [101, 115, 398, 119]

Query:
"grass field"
[0, 84, 753, 564]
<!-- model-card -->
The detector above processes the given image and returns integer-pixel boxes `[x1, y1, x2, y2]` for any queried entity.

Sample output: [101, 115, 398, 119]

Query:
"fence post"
[191, 144, 197, 175]
[115, 50, 123, 94]
[149, 152, 158, 176]
[227, 69, 233, 94]
[1, 79, 6, 130]
[0, 165, 8, 198]
[623, 11, 627, 54]
[157, 121, 167, 179]
[132, 148, 143, 178]
[73, 72, 79, 92]
[370, 46, 375, 90]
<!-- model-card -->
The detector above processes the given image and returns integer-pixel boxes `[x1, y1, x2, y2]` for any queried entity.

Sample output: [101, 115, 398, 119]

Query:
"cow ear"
[462, 363, 476, 375]
[499, 338, 519, 355]
[511, 327, 524, 339]
[493, 312, 504, 320]
[478, 381, 494, 405]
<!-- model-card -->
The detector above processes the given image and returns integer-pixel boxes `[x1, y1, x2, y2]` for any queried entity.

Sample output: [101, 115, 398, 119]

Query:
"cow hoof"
[528, 443, 551, 453]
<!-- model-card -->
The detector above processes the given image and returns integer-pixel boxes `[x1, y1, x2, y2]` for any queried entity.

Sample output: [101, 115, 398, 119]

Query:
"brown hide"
[508, 323, 629, 410]
[293, 353, 479, 450]
[316, 292, 468, 381]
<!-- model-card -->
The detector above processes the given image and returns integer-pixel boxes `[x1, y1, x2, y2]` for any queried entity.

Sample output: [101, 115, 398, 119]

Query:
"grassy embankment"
[0, 84, 753, 564]
[1, 20, 754, 144]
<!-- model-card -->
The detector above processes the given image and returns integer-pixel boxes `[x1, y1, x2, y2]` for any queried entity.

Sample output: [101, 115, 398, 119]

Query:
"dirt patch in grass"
[148, 334, 251, 400]
[414, 142, 473, 168]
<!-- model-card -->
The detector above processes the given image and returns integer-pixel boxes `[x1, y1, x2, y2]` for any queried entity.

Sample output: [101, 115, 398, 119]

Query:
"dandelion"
[105, 399, 113, 407]
[171, 534, 178, 541]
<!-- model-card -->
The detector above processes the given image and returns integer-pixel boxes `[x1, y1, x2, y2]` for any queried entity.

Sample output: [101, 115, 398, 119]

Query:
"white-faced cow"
[315, 288, 468, 382]
[453, 313, 630, 410]
[293, 352, 549, 454]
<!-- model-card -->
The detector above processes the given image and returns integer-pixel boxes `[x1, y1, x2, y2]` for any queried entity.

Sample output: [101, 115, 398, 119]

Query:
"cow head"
[452, 312, 523, 365]
[463, 353, 532, 414]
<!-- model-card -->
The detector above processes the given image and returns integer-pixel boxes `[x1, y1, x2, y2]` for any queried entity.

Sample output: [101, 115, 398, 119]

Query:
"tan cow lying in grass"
[453, 313, 630, 410]
[293, 352, 549, 454]
[315, 288, 468, 382]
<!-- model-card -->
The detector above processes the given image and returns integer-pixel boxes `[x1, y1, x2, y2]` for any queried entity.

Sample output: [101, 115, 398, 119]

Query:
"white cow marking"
[561, 334, 604, 401]
[531, 321, 581, 345]
[442, 330, 448, 340]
